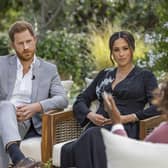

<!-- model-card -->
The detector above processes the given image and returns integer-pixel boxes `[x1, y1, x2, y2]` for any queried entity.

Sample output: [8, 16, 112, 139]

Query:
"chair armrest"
[41, 108, 82, 163]
[139, 114, 167, 140]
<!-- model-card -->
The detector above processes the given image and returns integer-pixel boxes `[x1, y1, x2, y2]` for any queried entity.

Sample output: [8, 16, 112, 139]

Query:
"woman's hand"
[87, 112, 110, 126]
[120, 114, 138, 124]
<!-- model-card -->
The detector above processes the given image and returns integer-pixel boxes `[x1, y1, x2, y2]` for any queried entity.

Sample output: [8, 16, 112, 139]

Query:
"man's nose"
[23, 42, 29, 49]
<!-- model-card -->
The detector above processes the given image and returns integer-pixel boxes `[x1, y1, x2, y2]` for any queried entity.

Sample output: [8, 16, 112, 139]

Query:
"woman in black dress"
[61, 31, 159, 168]
[73, 31, 158, 139]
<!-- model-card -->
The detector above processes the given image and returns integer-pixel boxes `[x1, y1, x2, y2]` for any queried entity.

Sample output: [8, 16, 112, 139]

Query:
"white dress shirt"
[10, 56, 36, 107]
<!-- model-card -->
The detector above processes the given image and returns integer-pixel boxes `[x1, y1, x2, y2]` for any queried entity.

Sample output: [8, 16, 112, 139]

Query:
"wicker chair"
[41, 108, 82, 163]
[139, 113, 167, 139]
[41, 108, 167, 165]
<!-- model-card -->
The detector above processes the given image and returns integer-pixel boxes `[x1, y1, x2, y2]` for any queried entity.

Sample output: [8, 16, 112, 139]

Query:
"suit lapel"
[31, 58, 41, 102]
[7, 56, 17, 99]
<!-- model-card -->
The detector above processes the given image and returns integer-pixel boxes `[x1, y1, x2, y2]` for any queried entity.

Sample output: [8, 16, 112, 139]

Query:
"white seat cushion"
[20, 137, 41, 161]
[101, 128, 168, 168]
[52, 139, 76, 167]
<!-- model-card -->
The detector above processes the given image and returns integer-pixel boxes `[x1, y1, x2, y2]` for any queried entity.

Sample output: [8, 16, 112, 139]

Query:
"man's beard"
[16, 50, 34, 61]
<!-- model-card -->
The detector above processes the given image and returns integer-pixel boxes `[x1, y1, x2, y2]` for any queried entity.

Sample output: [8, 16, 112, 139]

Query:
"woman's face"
[111, 38, 133, 67]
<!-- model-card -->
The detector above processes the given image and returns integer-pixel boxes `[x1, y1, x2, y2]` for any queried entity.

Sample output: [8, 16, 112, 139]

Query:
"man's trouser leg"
[0, 101, 30, 166]
[0, 137, 9, 168]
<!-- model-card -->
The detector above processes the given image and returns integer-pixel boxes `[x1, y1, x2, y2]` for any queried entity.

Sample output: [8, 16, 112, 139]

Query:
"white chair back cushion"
[61, 80, 73, 93]
[85, 77, 93, 87]
[101, 128, 168, 168]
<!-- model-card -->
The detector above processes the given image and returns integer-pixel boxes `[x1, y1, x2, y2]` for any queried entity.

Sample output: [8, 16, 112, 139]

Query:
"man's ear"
[10, 41, 14, 49]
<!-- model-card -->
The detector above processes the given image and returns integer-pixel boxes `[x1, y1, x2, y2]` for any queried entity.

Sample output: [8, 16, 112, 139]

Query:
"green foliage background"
[0, 0, 168, 87]
[37, 29, 95, 86]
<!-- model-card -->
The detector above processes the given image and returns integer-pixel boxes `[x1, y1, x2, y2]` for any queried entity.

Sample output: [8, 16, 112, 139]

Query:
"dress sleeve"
[73, 70, 106, 127]
[135, 70, 160, 120]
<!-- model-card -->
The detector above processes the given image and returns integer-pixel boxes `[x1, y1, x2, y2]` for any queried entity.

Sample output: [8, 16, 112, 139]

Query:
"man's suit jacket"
[0, 54, 68, 134]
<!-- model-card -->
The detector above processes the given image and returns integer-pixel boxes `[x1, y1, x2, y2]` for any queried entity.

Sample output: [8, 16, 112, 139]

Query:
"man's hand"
[16, 102, 42, 122]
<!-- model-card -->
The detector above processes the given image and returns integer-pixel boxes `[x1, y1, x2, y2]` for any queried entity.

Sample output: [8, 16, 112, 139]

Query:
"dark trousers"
[24, 120, 40, 139]
[61, 127, 107, 168]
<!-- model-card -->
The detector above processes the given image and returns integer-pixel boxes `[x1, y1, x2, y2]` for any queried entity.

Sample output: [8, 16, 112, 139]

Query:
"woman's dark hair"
[109, 31, 135, 64]
[152, 81, 168, 114]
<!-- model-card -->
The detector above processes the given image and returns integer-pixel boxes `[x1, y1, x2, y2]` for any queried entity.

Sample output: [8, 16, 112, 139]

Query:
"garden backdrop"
[0, 0, 168, 100]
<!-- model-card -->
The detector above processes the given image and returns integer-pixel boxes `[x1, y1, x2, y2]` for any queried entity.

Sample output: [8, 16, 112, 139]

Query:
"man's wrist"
[34, 102, 43, 113]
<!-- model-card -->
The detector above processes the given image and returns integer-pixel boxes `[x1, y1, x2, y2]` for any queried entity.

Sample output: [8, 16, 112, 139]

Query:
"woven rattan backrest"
[55, 117, 83, 143]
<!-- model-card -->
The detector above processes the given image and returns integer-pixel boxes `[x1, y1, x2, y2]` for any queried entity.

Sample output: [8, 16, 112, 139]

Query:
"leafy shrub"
[37, 29, 95, 86]
[0, 33, 9, 55]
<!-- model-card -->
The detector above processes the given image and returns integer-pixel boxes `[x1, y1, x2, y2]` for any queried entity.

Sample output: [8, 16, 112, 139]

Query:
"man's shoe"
[14, 157, 42, 168]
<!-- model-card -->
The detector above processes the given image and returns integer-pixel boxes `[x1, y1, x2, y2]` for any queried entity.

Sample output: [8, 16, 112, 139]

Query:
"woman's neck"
[112, 64, 135, 90]
[117, 64, 135, 75]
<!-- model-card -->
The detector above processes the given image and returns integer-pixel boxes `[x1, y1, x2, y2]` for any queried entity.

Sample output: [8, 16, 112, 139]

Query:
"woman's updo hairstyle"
[109, 31, 135, 64]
